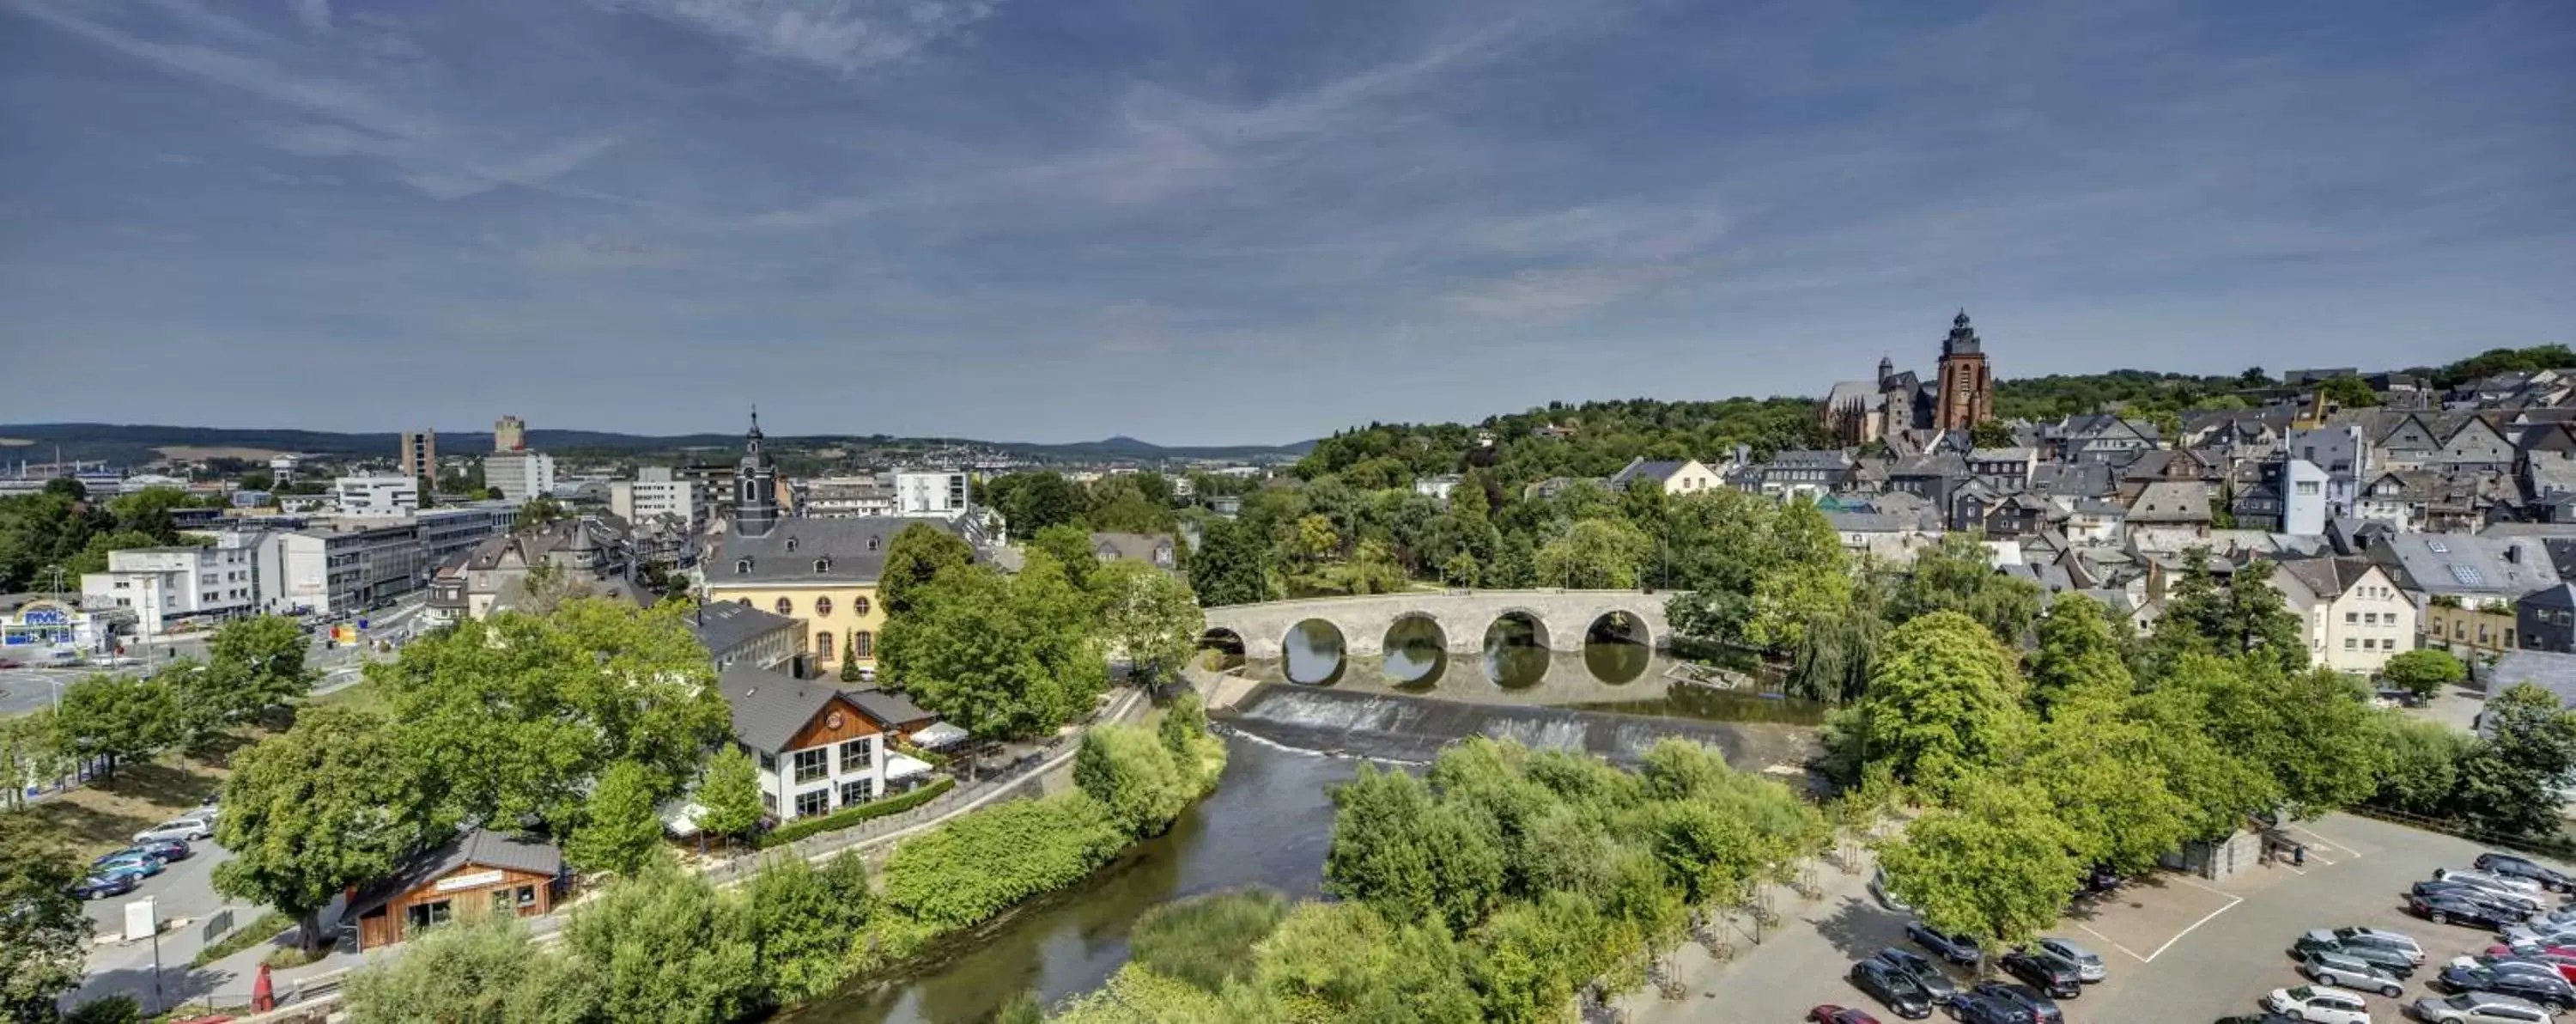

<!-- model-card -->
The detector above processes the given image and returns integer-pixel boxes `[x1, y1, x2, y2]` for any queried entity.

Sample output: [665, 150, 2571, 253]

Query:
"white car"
[132, 818, 214, 844]
[2265, 984, 2372, 1024]
[2441, 867, 2550, 899]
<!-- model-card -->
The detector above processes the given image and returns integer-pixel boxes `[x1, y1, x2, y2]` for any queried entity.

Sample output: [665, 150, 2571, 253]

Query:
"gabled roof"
[2273, 555, 2383, 600]
[844, 687, 934, 728]
[1610, 459, 1693, 486]
[2523, 582, 2576, 610]
[687, 600, 800, 656]
[1890, 452, 1968, 478]
[1968, 448, 2035, 463]
[708, 516, 971, 587]
[719, 663, 857, 753]
[2372, 533, 2561, 597]
[349, 828, 562, 916]
[2127, 481, 2212, 524]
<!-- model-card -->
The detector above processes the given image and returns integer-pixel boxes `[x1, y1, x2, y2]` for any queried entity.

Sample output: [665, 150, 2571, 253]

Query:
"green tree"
[2030, 594, 2132, 716]
[343, 915, 597, 1024]
[1097, 558, 1202, 686]
[203, 614, 317, 720]
[53, 674, 181, 779]
[839, 633, 863, 683]
[881, 553, 1105, 740]
[2383, 649, 2466, 704]
[746, 851, 874, 1003]
[996, 472, 1091, 533]
[696, 745, 763, 850]
[2175, 655, 2388, 816]
[878, 521, 975, 619]
[2022, 696, 2196, 875]
[2153, 546, 2227, 662]
[1252, 901, 1481, 1024]
[0, 820, 88, 1021]
[2454, 683, 2576, 837]
[1890, 533, 2041, 645]
[0, 712, 68, 811]
[1838, 612, 2030, 795]
[562, 866, 766, 1024]
[1030, 523, 1102, 598]
[2369, 716, 2470, 819]
[1876, 780, 2082, 954]
[2318, 375, 2380, 408]
[43, 477, 86, 500]
[568, 761, 670, 876]
[1187, 517, 1273, 606]
[1743, 499, 1852, 654]
[517, 496, 567, 528]
[214, 707, 432, 954]
[2220, 560, 2306, 672]
[1075, 724, 1193, 838]
[1532, 516, 1652, 590]
[1969, 420, 2016, 448]
[1321, 766, 1504, 935]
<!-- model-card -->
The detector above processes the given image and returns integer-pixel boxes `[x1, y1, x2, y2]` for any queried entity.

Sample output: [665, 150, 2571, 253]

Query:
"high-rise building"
[335, 475, 422, 516]
[1932, 310, 1994, 432]
[611, 466, 706, 530]
[483, 450, 557, 501]
[495, 416, 526, 453]
[399, 430, 437, 483]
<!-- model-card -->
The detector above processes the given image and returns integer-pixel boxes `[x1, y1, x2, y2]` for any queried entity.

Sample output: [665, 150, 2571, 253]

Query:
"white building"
[80, 539, 259, 636]
[335, 475, 420, 517]
[714, 665, 951, 822]
[893, 470, 970, 515]
[609, 466, 706, 530]
[1413, 475, 1464, 503]
[2271, 556, 2417, 674]
[798, 475, 896, 519]
[483, 451, 557, 502]
[2282, 458, 2328, 536]
[258, 520, 427, 616]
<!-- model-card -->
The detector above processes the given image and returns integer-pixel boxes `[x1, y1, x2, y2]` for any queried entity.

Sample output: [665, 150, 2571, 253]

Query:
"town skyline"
[3, 0, 2568, 443]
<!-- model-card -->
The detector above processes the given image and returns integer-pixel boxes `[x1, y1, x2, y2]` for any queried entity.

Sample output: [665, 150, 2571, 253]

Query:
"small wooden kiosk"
[348, 828, 565, 950]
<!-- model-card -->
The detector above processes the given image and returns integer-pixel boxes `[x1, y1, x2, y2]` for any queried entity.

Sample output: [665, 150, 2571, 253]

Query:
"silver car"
[131, 818, 214, 844]
[2300, 951, 2403, 997]
[2035, 937, 2106, 983]
[2410, 991, 2556, 1024]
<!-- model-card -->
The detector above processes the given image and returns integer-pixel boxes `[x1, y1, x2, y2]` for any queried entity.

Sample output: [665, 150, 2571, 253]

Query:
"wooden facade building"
[348, 828, 565, 950]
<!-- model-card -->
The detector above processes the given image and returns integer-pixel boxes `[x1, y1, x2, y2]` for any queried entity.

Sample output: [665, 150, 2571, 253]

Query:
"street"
[1629, 811, 2553, 1023]
[74, 835, 267, 1015]
[0, 594, 428, 717]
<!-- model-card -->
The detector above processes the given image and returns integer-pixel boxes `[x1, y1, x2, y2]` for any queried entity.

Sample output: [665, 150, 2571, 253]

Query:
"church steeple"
[1876, 354, 1896, 386]
[1933, 309, 1994, 431]
[1941, 308, 1983, 358]
[734, 406, 779, 537]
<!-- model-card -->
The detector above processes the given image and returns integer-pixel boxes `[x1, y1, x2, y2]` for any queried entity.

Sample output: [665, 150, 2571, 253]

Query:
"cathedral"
[1821, 311, 1996, 445]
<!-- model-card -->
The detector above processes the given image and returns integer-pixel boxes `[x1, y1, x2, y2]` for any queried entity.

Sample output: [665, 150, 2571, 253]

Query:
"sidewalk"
[1615, 840, 1887, 1023]
[164, 685, 1152, 1017]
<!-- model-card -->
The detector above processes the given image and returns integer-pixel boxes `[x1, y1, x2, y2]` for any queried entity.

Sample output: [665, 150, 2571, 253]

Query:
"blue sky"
[3, 0, 2569, 445]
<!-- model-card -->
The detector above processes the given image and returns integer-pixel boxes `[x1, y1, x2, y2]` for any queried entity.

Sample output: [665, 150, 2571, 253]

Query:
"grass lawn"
[2, 728, 263, 859]
[310, 673, 394, 716]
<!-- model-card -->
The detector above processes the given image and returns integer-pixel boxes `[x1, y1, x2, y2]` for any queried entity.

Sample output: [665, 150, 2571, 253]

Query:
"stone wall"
[1200, 589, 1679, 660]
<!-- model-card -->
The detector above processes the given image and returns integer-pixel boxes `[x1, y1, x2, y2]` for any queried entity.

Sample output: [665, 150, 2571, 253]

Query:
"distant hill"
[0, 423, 1312, 469]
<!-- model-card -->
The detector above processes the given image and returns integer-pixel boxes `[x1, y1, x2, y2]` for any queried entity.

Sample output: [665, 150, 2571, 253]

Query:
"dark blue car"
[70, 873, 141, 900]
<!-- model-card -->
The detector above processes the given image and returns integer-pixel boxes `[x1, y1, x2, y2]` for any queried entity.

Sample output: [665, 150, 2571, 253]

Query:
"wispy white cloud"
[602, 0, 1000, 75]
[1444, 259, 1717, 320]
[519, 235, 689, 272]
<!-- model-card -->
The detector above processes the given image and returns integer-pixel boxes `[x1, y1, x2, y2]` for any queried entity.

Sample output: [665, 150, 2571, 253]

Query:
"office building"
[893, 470, 970, 515]
[610, 466, 705, 530]
[259, 520, 427, 616]
[336, 475, 422, 517]
[79, 536, 259, 636]
[399, 430, 437, 483]
[483, 450, 557, 501]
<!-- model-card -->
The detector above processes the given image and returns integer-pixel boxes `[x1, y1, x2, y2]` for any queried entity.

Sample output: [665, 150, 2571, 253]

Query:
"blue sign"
[21, 609, 68, 625]
[356, 619, 369, 631]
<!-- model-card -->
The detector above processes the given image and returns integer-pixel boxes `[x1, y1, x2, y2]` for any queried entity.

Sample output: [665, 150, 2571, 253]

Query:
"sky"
[2, 0, 2571, 446]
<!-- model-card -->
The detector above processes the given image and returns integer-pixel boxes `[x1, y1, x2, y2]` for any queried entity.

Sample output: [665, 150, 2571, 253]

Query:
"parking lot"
[1631, 811, 2562, 1023]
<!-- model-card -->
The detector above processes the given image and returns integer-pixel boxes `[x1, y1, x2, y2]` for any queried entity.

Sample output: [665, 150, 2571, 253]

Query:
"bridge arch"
[1200, 590, 1679, 663]
[1380, 613, 1449, 688]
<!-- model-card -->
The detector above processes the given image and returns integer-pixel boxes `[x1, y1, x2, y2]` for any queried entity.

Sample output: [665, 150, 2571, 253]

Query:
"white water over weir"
[1217, 683, 1804, 773]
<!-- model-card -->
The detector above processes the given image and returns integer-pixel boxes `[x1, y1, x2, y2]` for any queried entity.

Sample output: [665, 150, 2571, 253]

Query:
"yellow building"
[701, 414, 973, 677]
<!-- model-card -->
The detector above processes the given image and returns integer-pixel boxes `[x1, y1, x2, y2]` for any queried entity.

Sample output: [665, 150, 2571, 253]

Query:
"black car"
[1868, 948, 1960, 1005]
[1848, 959, 1935, 1019]
[1999, 951, 2081, 999]
[1966, 982, 2063, 1024]
[2414, 879, 2543, 920]
[2438, 960, 2576, 1010]
[1906, 922, 1984, 966]
[2482, 852, 2576, 893]
[2211, 1016, 2300, 1024]
[2288, 931, 2416, 978]
[2414, 892, 2515, 929]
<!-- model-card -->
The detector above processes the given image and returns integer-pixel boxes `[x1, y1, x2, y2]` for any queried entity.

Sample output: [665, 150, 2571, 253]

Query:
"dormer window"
[785, 537, 799, 552]
[815, 558, 832, 573]
[866, 535, 880, 552]
[736, 558, 752, 574]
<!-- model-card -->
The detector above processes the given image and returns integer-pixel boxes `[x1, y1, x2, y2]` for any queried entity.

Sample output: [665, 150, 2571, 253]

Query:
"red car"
[1809, 1007, 1882, 1024]
[2487, 944, 2576, 982]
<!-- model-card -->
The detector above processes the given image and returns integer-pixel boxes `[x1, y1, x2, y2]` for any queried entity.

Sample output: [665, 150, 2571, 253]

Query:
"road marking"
[2074, 923, 2155, 965]
[2142, 885, 2245, 963]
[2290, 824, 2362, 858]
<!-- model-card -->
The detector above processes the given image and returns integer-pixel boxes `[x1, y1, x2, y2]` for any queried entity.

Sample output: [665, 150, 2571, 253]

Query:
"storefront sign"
[434, 869, 506, 893]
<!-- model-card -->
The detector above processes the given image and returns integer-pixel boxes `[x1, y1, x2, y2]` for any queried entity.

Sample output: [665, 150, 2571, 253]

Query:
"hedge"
[757, 777, 957, 849]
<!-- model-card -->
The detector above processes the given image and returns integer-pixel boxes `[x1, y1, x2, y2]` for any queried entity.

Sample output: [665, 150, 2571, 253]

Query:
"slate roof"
[2128, 481, 2212, 524]
[1968, 448, 2036, 463]
[1824, 511, 1918, 533]
[845, 687, 935, 728]
[718, 663, 853, 753]
[2523, 582, 2576, 610]
[349, 828, 562, 916]
[1769, 450, 1855, 470]
[2372, 533, 2561, 597]
[1891, 452, 1968, 478]
[1610, 459, 1691, 487]
[2029, 461, 2117, 499]
[708, 516, 969, 587]
[1090, 531, 1177, 566]
[2482, 651, 2576, 718]
[2273, 555, 2380, 599]
[686, 600, 799, 656]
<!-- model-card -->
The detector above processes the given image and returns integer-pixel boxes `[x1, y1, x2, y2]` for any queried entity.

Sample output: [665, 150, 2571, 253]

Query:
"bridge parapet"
[1200, 589, 1679, 660]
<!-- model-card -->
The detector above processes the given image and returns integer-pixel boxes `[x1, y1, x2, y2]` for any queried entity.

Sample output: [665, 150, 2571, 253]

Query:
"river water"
[786, 741, 1354, 1024]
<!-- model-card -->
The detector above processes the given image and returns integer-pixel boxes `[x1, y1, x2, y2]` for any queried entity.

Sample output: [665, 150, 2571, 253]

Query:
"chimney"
[2505, 543, 2524, 565]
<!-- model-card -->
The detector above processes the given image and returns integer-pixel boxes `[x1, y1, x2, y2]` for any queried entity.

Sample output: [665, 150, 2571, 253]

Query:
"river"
[785, 740, 1355, 1024]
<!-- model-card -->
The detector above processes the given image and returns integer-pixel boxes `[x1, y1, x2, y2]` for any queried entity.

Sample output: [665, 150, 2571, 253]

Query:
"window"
[515, 885, 537, 910]
[492, 889, 513, 915]
[757, 751, 775, 772]
[854, 631, 874, 659]
[2346, 612, 2358, 624]
[2344, 638, 2357, 651]
[816, 631, 834, 660]
[794, 789, 829, 818]
[785, 537, 799, 552]
[405, 899, 453, 934]
[855, 597, 872, 616]
[793, 748, 829, 783]
[775, 597, 793, 616]
[841, 779, 875, 806]
[736, 558, 751, 574]
[815, 596, 833, 616]
[841, 738, 872, 773]
[762, 792, 777, 812]
[815, 558, 832, 573]
[866, 536, 881, 552]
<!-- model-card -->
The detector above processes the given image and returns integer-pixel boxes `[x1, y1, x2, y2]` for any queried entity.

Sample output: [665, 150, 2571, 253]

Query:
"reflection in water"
[1283, 619, 1346, 686]
[1482, 614, 1548, 689]
[785, 742, 1352, 1024]
[1567, 684, 1829, 726]
[1196, 631, 1246, 674]
[1583, 611, 1651, 686]
[1381, 616, 1447, 690]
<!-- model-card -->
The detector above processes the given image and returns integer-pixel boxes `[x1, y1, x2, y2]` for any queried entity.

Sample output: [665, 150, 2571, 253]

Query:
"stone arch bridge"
[1200, 589, 1679, 660]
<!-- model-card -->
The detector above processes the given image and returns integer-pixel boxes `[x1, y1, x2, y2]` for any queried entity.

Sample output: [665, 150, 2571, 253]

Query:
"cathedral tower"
[1934, 310, 1994, 431]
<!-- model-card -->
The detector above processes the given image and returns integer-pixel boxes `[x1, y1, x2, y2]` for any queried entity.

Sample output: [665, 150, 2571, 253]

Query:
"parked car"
[2489, 946, 2576, 984]
[1870, 869, 1911, 912]
[2423, 892, 2522, 930]
[1868, 948, 1960, 1006]
[2333, 925, 2429, 965]
[1807, 1003, 1886, 1024]
[0, 657, 23, 668]
[2033, 937, 2106, 983]
[1999, 951, 2081, 999]
[2441, 868, 2552, 899]
[2470, 954, 2573, 980]
[2419, 880, 2548, 920]
[2502, 921, 2576, 948]
[133, 818, 215, 844]
[1964, 983, 2062, 1024]
[2481, 854, 2576, 893]
[2293, 930, 2419, 977]
[176, 803, 221, 826]
[2438, 958, 2576, 1010]
[2262, 985, 2372, 1024]
[2300, 950, 2405, 997]
[2409, 991, 2559, 1024]
[2211, 1016, 2300, 1024]
[68, 873, 140, 900]
[118, 838, 189, 863]
[1906, 922, 1984, 966]
[1847, 959, 1935, 1020]
[92, 850, 166, 878]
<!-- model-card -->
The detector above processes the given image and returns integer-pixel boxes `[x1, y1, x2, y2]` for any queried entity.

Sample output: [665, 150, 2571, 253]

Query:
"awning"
[659, 798, 705, 838]
[884, 753, 936, 781]
[909, 722, 969, 749]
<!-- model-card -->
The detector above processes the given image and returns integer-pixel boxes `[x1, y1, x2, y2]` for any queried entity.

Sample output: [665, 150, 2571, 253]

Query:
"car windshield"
[2445, 993, 2480, 1009]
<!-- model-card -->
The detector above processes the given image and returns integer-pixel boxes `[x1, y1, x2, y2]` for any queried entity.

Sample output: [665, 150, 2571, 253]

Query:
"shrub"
[1076, 725, 1193, 838]
[878, 793, 1124, 931]
[1128, 888, 1291, 992]
[757, 777, 954, 849]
